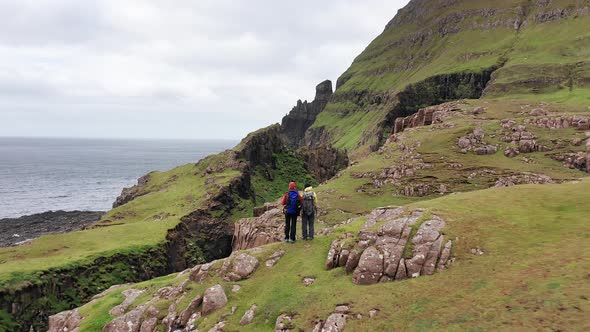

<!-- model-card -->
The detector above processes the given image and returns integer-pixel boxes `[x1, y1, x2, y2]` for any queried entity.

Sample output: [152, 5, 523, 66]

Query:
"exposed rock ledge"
[233, 203, 284, 251]
[326, 207, 453, 284]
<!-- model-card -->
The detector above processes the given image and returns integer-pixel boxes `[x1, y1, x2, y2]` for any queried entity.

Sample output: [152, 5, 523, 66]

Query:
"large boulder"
[225, 253, 259, 281]
[202, 285, 228, 316]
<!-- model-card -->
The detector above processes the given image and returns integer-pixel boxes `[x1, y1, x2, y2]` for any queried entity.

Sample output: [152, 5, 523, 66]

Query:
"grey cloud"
[0, 0, 410, 139]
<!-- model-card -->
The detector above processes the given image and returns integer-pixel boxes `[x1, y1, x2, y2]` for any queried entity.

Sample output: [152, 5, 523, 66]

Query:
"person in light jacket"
[300, 183, 317, 240]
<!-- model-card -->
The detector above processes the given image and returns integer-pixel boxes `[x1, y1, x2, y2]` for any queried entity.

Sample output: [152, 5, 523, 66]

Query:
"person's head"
[305, 183, 311, 189]
[289, 181, 297, 190]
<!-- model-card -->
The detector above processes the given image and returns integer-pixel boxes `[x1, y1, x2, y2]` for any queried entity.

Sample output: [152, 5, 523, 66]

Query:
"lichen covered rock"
[326, 207, 452, 285]
[202, 284, 228, 316]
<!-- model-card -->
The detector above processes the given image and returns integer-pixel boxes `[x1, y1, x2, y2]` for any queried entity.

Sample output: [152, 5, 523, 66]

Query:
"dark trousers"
[302, 213, 315, 239]
[284, 213, 298, 241]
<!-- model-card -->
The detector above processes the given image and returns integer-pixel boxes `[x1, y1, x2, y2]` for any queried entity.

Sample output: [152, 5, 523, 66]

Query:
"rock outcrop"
[457, 127, 498, 155]
[299, 144, 349, 183]
[281, 80, 333, 148]
[189, 250, 262, 284]
[112, 174, 152, 208]
[501, 119, 552, 153]
[236, 124, 287, 167]
[494, 173, 555, 187]
[550, 152, 588, 172]
[524, 115, 590, 130]
[392, 101, 463, 135]
[47, 309, 82, 332]
[326, 207, 453, 285]
[232, 204, 284, 251]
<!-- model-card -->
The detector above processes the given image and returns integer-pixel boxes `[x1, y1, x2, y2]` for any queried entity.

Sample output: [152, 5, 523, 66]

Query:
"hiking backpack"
[302, 191, 315, 216]
[285, 190, 301, 215]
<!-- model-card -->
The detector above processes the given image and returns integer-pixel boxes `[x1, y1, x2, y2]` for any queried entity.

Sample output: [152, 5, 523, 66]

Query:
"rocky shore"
[0, 210, 105, 247]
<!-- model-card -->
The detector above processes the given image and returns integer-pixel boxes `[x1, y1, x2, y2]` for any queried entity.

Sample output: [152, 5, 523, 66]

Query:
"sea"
[0, 137, 237, 219]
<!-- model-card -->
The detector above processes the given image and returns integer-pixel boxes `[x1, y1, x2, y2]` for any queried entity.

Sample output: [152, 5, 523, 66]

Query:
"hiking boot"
[284, 238, 289, 243]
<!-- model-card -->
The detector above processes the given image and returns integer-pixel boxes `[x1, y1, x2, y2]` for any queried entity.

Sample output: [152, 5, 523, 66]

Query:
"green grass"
[251, 151, 318, 204]
[75, 179, 590, 331]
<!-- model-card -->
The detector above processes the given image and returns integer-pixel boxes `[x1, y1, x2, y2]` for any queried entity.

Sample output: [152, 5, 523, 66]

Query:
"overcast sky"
[0, 0, 409, 140]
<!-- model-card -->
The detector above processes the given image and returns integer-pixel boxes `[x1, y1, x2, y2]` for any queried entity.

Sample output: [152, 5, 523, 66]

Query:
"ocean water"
[0, 137, 236, 218]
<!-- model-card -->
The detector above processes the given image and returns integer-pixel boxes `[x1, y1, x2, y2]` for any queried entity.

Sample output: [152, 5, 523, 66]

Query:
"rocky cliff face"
[112, 173, 152, 208]
[236, 124, 286, 167]
[280, 80, 333, 148]
[278, 80, 349, 182]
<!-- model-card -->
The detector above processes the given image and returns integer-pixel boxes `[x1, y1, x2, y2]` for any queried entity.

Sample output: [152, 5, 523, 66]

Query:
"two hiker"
[281, 181, 317, 243]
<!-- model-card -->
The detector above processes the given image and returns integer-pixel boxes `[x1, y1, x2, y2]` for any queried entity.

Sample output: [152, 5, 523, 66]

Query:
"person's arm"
[281, 193, 287, 205]
[314, 192, 318, 214]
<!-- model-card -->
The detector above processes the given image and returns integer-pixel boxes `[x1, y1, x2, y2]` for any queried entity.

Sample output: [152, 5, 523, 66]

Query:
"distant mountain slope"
[308, 0, 590, 156]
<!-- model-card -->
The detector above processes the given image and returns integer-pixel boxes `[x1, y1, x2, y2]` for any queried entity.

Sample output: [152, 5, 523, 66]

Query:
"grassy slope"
[76, 178, 590, 331]
[73, 94, 590, 330]
[0, 152, 240, 287]
[314, 97, 587, 227]
[313, 0, 590, 155]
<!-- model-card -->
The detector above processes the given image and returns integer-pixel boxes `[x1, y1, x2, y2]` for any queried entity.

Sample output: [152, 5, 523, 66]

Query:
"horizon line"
[0, 135, 241, 142]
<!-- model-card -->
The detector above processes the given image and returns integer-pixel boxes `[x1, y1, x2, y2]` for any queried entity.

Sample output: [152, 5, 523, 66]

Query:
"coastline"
[0, 210, 105, 247]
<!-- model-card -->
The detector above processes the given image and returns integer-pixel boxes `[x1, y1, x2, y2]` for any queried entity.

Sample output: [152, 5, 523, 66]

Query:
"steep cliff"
[280, 80, 333, 148]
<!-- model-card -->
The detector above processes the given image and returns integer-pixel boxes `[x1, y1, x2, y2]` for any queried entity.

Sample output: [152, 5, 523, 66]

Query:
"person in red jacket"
[281, 181, 302, 243]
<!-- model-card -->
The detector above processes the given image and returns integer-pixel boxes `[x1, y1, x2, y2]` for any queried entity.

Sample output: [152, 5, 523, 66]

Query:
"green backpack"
[302, 191, 315, 216]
